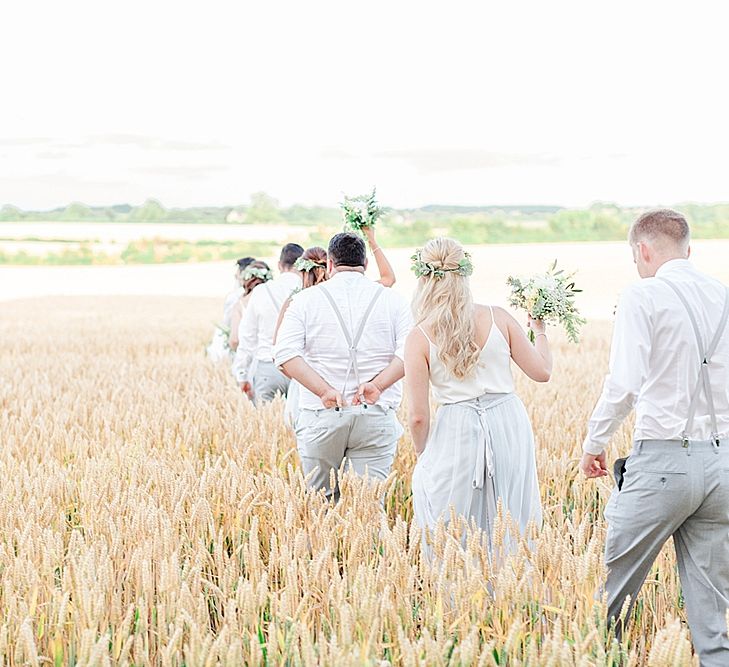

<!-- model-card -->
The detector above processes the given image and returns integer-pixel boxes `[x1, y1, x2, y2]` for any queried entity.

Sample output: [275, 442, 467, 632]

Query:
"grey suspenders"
[659, 278, 729, 446]
[264, 284, 284, 313]
[319, 284, 386, 405]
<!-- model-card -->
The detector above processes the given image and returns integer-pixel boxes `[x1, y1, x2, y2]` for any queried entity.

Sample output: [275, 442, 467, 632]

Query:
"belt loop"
[712, 434, 720, 453]
[636, 440, 643, 456]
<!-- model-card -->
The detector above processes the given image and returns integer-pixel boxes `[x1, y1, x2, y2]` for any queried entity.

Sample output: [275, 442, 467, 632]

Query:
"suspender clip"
[681, 436, 689, 449]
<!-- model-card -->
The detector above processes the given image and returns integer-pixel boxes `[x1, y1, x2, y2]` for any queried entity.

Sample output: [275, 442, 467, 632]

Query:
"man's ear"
[328, 258, 334, 273]
[364, 257, 369, 271]
[687, 244, 692, 259]
[639, 242, 651, 265]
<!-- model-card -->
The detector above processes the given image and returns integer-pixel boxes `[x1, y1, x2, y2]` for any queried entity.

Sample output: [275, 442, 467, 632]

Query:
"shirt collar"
[655, 258, 693, 278]
[330, 270, 366, 281]
[278, 271, 302, 287]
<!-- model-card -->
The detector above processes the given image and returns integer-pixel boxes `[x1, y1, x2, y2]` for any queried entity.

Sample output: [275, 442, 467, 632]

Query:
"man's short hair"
[279, 243, 304, 268]
[629, 209, 690, 250]
[328, 232, 366, 267]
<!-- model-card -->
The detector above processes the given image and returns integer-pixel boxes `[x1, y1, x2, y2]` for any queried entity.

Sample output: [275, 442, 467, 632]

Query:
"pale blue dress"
[412, 308, 543, 552]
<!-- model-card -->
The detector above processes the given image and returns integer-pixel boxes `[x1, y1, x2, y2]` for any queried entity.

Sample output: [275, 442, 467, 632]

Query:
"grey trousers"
[252, 360, 290, 405]
[294, 405, 403, 500]
[605, 439, 729, 666]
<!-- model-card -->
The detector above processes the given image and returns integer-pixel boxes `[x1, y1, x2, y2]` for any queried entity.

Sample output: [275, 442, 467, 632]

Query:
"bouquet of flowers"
[213, 322, 231, 351]
[507, 261, 585, 343]
[341, 188, 386, 232]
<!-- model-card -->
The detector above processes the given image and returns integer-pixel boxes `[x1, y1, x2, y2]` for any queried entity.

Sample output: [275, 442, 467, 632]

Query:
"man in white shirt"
[581, 210, 729, 665]
[274, 232, 412, 500]
[234, 243, 303, 404]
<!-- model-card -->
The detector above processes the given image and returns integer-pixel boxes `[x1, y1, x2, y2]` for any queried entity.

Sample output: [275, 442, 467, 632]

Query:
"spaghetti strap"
[417, 325, 435, 346]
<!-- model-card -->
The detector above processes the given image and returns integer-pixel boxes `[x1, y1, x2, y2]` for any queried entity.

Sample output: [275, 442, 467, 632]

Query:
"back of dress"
[420, 306, 514, 404]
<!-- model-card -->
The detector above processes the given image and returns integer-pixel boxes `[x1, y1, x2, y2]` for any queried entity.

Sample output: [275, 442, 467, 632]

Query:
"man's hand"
[580, 451, 609, 479]
[352, 381, 382, 406]
[319, 386, 345, 410]
[240, 381, 254, 401]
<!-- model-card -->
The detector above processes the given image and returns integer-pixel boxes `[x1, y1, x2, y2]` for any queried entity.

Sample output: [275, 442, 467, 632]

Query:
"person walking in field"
[234, 243, 304, 404]
[228, 259, 273, 352]
[206, 256, 256, 362]
[405, 238, 550, 553]
[581, 210, 729, 666]
[274, 232, 411, 500]
[272, 226, 397, 428]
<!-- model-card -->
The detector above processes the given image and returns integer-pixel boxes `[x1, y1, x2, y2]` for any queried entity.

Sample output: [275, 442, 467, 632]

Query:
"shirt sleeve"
[232, 291, 259, 382]
[274, 293, 306, 368]
[392, 293, 414, 361]
[583, 285, 653, 455]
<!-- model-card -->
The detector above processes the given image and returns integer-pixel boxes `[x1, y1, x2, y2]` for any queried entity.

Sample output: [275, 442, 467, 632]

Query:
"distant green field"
[2, 197, 729, 265]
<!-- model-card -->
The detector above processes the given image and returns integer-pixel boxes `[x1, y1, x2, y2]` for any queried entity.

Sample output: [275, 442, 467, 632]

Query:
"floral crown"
[241, 266, 273, 283]
[410, 250, 474, 279]
[294, 256, 327, 272]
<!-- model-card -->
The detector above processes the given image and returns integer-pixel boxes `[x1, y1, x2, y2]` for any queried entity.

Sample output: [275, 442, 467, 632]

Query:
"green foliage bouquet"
[341, 188, 386, 232]
[507, 261, 585, 343]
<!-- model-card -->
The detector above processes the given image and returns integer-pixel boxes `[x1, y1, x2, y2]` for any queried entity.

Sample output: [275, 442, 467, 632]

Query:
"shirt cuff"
[582, 438, 605, 456]
[273, 348, 301, 370]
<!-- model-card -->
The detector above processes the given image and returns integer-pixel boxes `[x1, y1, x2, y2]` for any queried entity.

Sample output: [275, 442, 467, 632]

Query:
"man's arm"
[233, 292, 259, 389]
[352, 293, 412, 405]
[274, 296, 343, 408]
[581, 286, 653, 475]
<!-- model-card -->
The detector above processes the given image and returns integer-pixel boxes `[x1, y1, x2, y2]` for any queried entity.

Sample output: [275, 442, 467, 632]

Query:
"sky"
[1, 0, 728, 211]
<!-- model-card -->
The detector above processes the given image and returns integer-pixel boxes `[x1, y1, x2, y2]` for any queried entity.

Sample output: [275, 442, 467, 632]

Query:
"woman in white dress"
[405, 238, 552, 554]
[274, 226, 397, 427]
[228, 260, 272, 351]
[206, 258, 272, 362]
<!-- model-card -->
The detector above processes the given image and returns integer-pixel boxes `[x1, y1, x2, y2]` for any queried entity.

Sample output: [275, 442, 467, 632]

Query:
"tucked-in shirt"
[583, 259, 729, 455]
[274, 271, 413, 410]
[233, 272, 301, 382]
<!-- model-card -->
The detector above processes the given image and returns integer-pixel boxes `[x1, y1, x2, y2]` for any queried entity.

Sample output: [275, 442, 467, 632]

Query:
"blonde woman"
[405, 238, 551, 551]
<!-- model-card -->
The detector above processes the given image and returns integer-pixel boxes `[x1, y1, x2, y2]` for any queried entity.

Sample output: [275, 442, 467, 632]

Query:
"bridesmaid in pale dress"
[405, 238, 552, 554]
[228, 260, 272, 352]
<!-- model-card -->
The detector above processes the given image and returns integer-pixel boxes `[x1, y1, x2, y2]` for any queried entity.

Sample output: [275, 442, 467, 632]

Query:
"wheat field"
[0, 296, 700, 666]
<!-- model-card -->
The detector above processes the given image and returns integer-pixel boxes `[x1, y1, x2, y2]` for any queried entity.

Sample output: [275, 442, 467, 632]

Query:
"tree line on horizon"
[2, 193, 729, 245]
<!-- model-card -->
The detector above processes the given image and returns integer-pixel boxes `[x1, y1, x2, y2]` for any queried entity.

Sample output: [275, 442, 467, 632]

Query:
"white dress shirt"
[274, 271, 413, 410]
[584, 259, 729, 455]
[233, 271, 301, 382]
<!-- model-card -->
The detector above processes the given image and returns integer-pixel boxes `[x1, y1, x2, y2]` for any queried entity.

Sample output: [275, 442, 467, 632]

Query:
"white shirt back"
[233, 272, 301, 381]
[584, 259, 729, 454]
[274, 272, 413, 410]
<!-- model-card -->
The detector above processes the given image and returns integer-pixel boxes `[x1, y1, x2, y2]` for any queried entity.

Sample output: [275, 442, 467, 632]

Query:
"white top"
[274, 271, 413, 410]
[233, 271, 302, 382]
[420, 306, 515, 404]
[583, 259, 729, 455]
[222, 285, 244, 327]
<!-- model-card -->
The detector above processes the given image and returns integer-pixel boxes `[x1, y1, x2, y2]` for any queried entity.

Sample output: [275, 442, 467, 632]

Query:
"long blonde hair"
[412, 237, 480, 379]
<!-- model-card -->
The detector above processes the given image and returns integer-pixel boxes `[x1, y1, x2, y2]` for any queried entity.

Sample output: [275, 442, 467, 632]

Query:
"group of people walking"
[209, 209, 729, 665]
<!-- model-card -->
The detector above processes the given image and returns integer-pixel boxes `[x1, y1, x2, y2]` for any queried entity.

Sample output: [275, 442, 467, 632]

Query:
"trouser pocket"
[613, 457, 629, 491]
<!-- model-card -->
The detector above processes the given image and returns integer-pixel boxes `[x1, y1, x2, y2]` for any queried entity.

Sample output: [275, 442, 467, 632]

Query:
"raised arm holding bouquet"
[507, 261, 586, 343]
